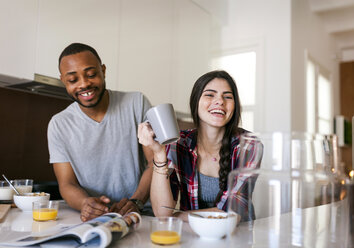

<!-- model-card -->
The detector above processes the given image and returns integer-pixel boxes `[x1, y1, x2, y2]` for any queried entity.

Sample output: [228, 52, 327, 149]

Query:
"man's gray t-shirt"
[47, 90, 151, 202]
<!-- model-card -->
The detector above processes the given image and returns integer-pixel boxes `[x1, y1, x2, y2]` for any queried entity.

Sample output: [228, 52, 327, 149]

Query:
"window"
[306, 58, 332, 135]
[212, 51, 257, 131]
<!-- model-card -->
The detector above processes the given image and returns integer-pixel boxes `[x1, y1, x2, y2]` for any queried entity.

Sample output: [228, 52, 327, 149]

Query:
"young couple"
[49, 42, 259, 223]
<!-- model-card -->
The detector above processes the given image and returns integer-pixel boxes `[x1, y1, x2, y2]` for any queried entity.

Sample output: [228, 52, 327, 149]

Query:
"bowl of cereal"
[13, 192, 50, 212]
[188, 211, 240, 240]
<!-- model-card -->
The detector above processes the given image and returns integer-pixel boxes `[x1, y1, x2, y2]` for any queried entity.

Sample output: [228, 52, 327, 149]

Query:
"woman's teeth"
[210, 109, 225, 115]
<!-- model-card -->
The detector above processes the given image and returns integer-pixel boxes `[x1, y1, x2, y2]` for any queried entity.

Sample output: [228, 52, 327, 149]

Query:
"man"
[47, 43, 153, 221]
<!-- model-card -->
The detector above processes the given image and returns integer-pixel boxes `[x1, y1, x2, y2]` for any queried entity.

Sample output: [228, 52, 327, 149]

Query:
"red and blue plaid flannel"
[166, 129, 261, 221]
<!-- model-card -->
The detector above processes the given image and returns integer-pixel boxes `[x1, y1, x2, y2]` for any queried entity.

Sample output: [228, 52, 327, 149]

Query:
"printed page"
[81, 212, 142, 247]
[0, 213, 121, 247]
[0, 224, 74, 246]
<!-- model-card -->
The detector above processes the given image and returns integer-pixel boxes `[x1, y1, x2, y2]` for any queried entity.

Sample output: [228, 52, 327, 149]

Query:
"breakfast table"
[0, 200, 351, 248]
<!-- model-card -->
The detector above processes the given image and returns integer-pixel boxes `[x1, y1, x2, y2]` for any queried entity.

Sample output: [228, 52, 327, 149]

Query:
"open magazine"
[0, 212, 141, 248]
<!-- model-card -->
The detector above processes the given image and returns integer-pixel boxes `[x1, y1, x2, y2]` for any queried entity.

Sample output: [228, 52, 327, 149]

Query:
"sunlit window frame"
[305, 55, 333, 135]
[210, 41, 264, 132]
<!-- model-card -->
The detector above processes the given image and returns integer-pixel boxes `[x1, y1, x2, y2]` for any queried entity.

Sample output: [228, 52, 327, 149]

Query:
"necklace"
[198, 143, 220, 162]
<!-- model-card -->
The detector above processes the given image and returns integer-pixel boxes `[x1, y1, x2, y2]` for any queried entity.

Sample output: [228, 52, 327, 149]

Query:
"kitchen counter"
[0, 200, 351, 247]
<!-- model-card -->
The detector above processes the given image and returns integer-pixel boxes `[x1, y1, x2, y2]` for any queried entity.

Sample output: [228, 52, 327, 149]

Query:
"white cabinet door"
[170, 0, 211, 113]
[1, 0, 213, 114]
[117, 0, 174, 104]
[35, 0, 121, 87]
[0, 0, 38, 79]
[118, 0, 212, 112]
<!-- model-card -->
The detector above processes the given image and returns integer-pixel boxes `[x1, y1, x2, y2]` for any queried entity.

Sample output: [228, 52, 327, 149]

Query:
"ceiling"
[309, 0, 354, 61]
[193, 0, 354, 61]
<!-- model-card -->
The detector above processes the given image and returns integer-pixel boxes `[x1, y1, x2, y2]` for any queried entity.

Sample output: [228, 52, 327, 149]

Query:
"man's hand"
[80, 196, 110, 222]
[109, 198, 140, 215]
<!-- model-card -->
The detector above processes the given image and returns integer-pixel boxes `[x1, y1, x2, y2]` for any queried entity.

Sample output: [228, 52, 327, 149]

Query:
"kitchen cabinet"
[1, 0, 212, 114]
[0, 86, 71, 182]
[0, 85, 193, 183]
[340, 61, 354, 172]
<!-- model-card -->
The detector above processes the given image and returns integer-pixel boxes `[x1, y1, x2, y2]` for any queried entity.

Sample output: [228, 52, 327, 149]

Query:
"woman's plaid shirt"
[166, 128, 261, 221]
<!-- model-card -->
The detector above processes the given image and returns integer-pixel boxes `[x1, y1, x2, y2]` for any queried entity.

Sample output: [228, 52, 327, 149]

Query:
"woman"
[138, 70, 259, 221]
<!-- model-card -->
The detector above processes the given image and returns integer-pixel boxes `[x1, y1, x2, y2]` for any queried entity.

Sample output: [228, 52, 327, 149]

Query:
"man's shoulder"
[110, 90, 144, 101]
[109, 90, 151, 115]
[49, 102, 77, 123]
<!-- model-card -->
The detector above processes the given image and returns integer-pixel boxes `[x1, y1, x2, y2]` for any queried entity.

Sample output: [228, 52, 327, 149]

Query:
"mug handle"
[144, 120, 159, 143]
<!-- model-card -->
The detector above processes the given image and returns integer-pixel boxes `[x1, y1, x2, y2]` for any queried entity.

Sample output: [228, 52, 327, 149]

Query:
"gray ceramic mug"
[146, 103, 180, 145]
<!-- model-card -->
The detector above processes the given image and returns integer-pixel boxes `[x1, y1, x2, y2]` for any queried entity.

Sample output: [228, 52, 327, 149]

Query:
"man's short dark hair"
[58, 43, 102, 69]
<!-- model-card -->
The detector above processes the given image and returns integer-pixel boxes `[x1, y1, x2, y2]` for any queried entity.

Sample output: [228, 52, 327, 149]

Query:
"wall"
[291, 0, 339, 132]
[117, 0, 211, 112]
[34, 0, 121, 88]
[0, 0, 212, 114]
[213, 0, 292, 132]
[0, 0, 120, 86]
[0, 0, 341, 133]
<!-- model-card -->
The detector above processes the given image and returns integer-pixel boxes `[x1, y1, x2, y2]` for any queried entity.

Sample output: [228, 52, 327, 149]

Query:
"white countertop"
[0, 201, 351, 248]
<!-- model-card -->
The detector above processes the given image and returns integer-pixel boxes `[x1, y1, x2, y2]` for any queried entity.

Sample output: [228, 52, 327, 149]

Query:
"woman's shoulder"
[173, 129, 197, 149]
[237, 127, 250, 135]
[233, 127, 250, 137]
[180, 129, 197, 141]
[230, 128, 251, 146]
[179, 128, 196, 137]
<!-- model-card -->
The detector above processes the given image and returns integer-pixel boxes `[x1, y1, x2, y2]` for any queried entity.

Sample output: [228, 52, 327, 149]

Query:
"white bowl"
[188, 211, 240, 240]
[13, 192, 50, 212]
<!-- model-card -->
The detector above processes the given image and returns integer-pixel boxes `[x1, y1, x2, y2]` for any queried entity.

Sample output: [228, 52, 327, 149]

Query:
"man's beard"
[70, 82, 106, 108]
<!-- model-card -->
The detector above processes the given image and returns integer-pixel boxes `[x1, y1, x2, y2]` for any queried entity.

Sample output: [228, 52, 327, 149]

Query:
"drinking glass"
[227, 132, 350, 247]
[322, 134, 352, 247]
[323, 134, 350, 184]
[150, 217, 182, 245]
[13, 179, 33, 194]
[32, 201, 59, 221]
[0, 180, 15, 201]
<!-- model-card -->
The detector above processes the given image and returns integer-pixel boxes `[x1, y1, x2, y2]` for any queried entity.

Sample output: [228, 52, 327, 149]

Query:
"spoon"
[161, 206, 205, 218]
[2, 174, 20, 196]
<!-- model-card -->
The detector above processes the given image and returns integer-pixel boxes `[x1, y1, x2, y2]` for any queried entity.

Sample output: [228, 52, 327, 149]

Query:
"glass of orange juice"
[150, 217, 182, 245]
[32, 200, 59, 221]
